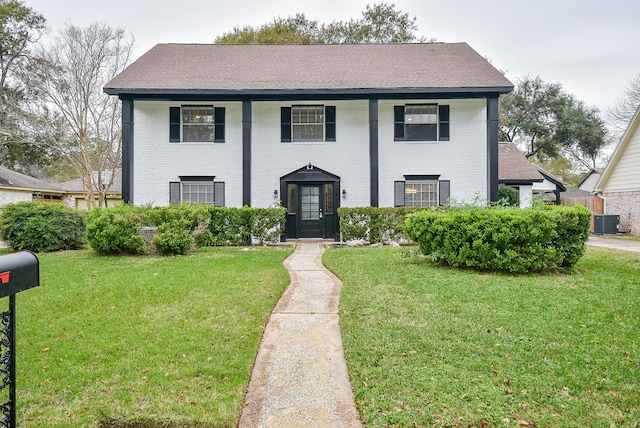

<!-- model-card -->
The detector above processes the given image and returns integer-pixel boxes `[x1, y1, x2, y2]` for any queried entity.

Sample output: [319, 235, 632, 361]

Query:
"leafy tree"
[0, 0, 46, 166]
[608, 72, 640, 138]
[215, 2, 429, 44]
[500, 75, 609, 169]
[21, 22, 133, 209]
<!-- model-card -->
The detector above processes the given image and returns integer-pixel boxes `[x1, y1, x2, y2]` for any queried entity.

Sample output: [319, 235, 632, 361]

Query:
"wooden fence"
[561, 195, 603, 232]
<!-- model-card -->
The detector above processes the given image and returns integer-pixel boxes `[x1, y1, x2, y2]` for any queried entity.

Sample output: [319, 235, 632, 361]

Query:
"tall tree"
[215, 2, 428, 44]
[0, 0, 46, 166]
[21, 22, 133, 209]
[499, 75, 608, 169]
[608, 72, 640, 138]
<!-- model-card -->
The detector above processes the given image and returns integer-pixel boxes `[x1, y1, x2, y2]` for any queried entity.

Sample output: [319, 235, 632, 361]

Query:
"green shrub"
[0, 202, 86, 252]
[152, 221, 195, 255]
[546, 205, 592, 267]
[202, 206, 285, 246]
[338, 207, 434, 243]
[147, 205, 211, 247]
[498, 184, 519, 206]
[404, 205, 591, 273]
[250, 207, 286, 244]
[85, 204, 287, 255]
[85, 205, 147, 255]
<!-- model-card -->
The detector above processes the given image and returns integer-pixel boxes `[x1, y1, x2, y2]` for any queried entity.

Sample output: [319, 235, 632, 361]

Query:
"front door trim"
[280, 164, 340, 240]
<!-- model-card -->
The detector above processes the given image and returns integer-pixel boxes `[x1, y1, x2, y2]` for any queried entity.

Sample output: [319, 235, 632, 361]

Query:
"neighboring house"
[595, 106, 640, 235]
[577, 168, 602, 192]
[0, 166, 66, 206]
[498, 142, 568, 206]
[498, 142, 543, 208]
[0, 167, 123, 210]
[60, 169, 123, 210]
[533, 165, 567, 205]
[104, 43, 513, 240]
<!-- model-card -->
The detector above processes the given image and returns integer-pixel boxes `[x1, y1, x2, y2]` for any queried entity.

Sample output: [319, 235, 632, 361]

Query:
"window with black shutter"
[394, 104, 450, 142]
[393, 176, 449, 207]
[169, 177, 225, 206]
[281, 105, 336, 142]
[168, 105, 225, 143]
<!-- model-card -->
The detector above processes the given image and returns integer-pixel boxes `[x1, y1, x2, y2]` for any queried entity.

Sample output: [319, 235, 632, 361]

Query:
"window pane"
[406, 124, 437, 141]
[182, 182, 214, 204]
[405, 180, 437, 207]
[287, 184, 296, 214]
[292, 106, 324, 142]
[300, 186, 320, 220]
[405, 104, 438, 141]
[182, 106, 215, 142]
[325, 184, 333, 215]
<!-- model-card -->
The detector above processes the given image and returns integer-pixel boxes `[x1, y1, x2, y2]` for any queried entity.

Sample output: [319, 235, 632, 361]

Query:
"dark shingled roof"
[0, 166, 63, 191]
[104, 43, 513, 96]
[498, 142, 544, 184]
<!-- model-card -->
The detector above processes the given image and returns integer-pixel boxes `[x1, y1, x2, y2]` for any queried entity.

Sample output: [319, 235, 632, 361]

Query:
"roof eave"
[595, 105, 640, 192]
[499, 179, 544, 185]
[104, 86, 514, 99]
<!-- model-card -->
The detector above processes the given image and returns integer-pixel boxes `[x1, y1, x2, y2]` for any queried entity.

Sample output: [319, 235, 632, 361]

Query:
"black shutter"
[169, 107, 181, 142]
[214, 107, 225, 142]
[169, 181, 181, 205]
[325, 106, 336, 141]
[439, 105, 450, 141]
[394, 106, 405, 141]
[281, 107, 292, 142]
[439, 180, 450, 206]
[214, 182, 225, 207]
[394, 181, 406, 207]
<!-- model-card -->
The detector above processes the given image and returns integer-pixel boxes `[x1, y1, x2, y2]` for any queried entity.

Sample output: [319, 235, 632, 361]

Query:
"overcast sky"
[24, 0, 640, 113]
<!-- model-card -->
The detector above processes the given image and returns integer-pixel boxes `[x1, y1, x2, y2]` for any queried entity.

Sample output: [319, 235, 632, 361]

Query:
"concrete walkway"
[238, 242, 362, 428]
[587, 236, 640, 253]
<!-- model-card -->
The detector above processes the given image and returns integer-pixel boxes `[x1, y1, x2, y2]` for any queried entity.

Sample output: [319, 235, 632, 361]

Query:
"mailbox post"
[0, 252, 39, 428]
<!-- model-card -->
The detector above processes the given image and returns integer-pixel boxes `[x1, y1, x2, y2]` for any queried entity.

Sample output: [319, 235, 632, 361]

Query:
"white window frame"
[405, 104, 438, 142]
[181, 181, 215, 205]
[405, 179, 438, 207]
[292, 105, 324, 142]
[182, 105, 215, 142]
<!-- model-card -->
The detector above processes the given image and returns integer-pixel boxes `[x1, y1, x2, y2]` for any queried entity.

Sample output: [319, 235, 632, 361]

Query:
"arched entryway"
[280, 164, 340, 240]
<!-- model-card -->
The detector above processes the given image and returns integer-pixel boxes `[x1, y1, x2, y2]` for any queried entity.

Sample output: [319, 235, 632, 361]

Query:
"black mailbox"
[0, 251, 39, 299]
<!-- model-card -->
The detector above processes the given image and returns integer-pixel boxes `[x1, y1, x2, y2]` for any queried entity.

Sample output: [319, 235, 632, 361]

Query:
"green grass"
[323, 246, 640, 427]
[12, 246, 292, 427]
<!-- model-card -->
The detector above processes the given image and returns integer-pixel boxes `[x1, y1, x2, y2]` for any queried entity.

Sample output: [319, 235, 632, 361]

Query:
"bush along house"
[104, 43, 513, 240]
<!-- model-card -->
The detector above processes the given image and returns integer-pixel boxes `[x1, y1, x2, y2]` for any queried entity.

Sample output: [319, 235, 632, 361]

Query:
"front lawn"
[13, 247, 292, 427]
[323, 246, 640, 427]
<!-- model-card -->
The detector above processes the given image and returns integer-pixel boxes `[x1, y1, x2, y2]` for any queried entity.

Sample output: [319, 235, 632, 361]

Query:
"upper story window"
[182, 106, 215, 142]
[281, 105, 336, 143]
[169, 106, 225, 143]
[293, 106, 324, 142]
[394, 104, 450, 142]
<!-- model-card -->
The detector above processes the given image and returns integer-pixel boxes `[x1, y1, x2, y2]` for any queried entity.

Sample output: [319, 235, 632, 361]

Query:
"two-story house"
[104, 43, 513, 240]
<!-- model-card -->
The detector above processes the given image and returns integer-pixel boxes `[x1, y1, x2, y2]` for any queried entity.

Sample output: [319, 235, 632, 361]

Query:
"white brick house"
[104, 43, 513, 240]
[595, 106, 640, 235]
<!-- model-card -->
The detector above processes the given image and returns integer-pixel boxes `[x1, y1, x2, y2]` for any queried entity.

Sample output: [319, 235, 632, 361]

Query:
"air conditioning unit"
[593, 214, 620, 234]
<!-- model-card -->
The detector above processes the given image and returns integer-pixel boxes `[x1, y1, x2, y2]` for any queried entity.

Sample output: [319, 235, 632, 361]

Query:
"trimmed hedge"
[85, 205, 147, 255]
[338, 207, 437, 243]
[86, 204, 286, 255]
[0, 202, 86, 252]
[404, 205, 592, 273]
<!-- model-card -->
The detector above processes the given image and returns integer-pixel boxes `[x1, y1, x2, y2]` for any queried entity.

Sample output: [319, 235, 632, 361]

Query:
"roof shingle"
[105, 43, 513, 95]
[498, 142, 544, 183]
